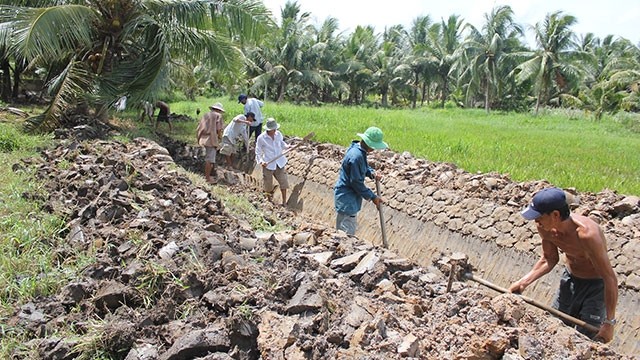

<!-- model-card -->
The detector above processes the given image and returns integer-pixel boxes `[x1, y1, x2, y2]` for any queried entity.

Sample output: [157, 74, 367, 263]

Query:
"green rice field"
[165, 98, 640, 196]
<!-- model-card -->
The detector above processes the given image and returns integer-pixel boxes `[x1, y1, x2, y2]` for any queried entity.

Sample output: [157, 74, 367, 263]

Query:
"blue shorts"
[552, 268, 606, 338]
[336, 212, 357, 235]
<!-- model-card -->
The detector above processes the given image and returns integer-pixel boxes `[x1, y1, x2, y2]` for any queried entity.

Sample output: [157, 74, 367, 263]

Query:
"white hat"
[265, 118, 280, 130]
[210, 103, 225, 112]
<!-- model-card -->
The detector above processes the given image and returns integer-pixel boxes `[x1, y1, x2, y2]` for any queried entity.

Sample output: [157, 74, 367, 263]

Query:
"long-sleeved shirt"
[255, 130, 287, 170]
[334, 141, 376, 215]
[243, 98, 264, 127]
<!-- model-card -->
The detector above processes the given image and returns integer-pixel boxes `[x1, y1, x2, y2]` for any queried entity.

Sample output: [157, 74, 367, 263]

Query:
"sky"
[261, 0, 640, 47]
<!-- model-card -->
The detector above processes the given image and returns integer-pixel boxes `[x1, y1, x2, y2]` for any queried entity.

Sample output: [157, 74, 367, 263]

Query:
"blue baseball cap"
[521, 187, 567, 220]
[238, 94, 247, 103]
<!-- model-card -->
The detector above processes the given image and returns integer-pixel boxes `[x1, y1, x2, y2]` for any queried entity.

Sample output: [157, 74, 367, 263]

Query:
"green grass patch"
[0, 121, 91, 356]
[180, 169, 285, 232]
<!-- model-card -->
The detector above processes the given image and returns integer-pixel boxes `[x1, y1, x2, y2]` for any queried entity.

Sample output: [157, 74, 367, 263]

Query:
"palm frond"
[210, 0, 274, 42]
[24, 59, 92, 132]
[2, 4, 97, 60]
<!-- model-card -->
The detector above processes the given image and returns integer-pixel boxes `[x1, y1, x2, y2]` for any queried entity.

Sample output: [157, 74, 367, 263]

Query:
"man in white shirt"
[255, 118, 289, 206]
[238, 94, 264, 142]
[220, 113, 252, 167]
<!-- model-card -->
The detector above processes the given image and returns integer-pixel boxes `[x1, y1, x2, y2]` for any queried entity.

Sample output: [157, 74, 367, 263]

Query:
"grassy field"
[168, 97, 640, 196]
[0, 118, 77, 355]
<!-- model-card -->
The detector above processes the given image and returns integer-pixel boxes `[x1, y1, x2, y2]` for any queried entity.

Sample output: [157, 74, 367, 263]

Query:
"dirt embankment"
[6, 125, 637, 359]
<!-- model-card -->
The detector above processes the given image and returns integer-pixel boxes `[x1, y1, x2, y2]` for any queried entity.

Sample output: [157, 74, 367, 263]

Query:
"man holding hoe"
[255, 118, 289, 206]
[196, 103, 225, 184]
[509, 187, 618, 343]
[334, 127, 387, 235]
[220, 112, 252, 167]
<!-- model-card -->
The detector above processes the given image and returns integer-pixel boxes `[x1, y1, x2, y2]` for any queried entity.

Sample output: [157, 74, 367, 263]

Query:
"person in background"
[196, 103, 225, 184]
[334, 127, 388, 235]
[255, 118, 289, 206]
[220, 113, 252, 167]
[509, 187, 618, 343]
[238, 94, 264, 142]
[155, 100, 172, 132]
[140, 101, 154, 123]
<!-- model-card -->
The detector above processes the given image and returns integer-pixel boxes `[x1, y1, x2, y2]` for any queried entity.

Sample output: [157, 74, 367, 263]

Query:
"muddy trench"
[163, 134, 640, 356]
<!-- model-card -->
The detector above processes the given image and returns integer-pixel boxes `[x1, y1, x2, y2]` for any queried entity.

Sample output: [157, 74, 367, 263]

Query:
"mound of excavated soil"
[6, 127, 634, 359]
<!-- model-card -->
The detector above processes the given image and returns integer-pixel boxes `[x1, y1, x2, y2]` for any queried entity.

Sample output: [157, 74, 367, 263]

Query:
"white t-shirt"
[223, 115, 249, 145]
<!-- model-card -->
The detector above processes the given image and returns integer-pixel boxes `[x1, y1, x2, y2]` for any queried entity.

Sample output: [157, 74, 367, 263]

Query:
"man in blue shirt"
[334, 127, 388, 235]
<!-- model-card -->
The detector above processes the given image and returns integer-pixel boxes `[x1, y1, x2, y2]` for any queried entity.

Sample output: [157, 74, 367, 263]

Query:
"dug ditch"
[8, 126, 638, 359]
[163, 133, 640, 356]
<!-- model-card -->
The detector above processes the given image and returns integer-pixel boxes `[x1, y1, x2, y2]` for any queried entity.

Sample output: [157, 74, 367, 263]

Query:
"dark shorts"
[552, 268, 606, 338]
[157, 114, 170, 123]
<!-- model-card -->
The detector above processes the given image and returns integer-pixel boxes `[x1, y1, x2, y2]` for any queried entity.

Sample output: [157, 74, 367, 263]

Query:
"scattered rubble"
[6, 126, 636, 358]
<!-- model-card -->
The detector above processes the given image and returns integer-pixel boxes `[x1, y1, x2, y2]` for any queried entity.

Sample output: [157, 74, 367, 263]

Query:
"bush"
[0, 125, 22, 152]
[0, 123, 50, 152]
[613, 112, 640, 133]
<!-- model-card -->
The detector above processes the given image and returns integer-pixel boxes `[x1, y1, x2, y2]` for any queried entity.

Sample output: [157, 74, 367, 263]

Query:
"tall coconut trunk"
[276, 77, 287, 102]
[484, 83, 490, 113]
[440, 76, 448, 108]
[1, 60, 11, 102]
[412, 71, 419, 109]
[421, 82, 427, 105]
[381, 87, 388, 107]
[12, 60, 25, 99]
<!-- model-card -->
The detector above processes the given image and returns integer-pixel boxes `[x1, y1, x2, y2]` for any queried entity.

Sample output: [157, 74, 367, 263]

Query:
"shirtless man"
[155, 101, 172, 132]
[509, 187, 618, 343]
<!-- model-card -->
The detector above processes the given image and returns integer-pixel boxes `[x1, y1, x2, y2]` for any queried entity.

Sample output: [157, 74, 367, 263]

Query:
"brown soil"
[6, 120, 635, 359]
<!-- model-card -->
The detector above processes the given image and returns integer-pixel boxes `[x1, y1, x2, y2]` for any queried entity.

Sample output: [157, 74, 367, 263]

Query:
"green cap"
[357, 127, 388, 150]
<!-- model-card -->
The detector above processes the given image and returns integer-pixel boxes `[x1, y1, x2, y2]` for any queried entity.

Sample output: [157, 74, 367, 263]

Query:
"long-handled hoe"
[375, 178, 389, 248]
[464, 272, 600, 333]
[265, 132, 315, 165]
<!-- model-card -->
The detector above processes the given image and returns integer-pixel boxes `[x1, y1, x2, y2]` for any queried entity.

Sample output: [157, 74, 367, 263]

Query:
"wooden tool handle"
[464, 273, 600, 333]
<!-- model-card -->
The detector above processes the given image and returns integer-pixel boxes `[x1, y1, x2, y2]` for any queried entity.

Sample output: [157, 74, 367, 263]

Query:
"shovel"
[464, 273, 600, 333]
[375, 178, 389, 248]
[265, 132, 315, 165]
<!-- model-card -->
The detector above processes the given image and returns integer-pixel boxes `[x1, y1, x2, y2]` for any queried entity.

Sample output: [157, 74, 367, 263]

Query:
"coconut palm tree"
[338, 25, 378, 105]
[406, 15, 437, 108]
[254, 0, 327, 103]
[563, 34, 640, 118]
[510, 11, 581, 114]
[459, 5, 523, 112]
[424, 15, 464, 108]
[373, 25, 410, 107]
[307, 17, 344, 104]
[0, 0, 272, 131]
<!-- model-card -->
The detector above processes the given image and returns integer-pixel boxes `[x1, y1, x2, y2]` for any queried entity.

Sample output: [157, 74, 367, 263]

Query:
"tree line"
[241, 2, 640, 117]
[0, 0, 638, 132]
